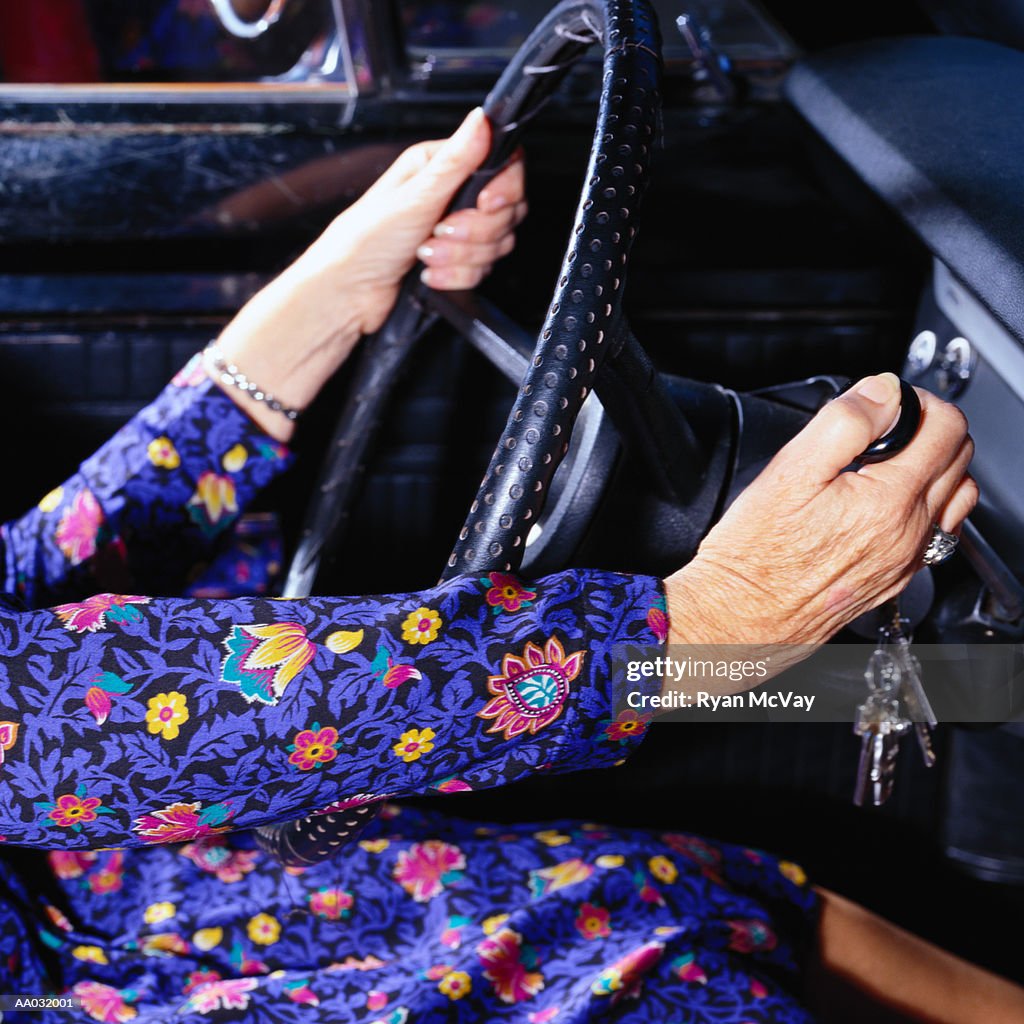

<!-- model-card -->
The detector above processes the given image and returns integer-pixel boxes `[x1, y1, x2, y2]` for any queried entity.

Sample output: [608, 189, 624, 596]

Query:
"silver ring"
[922, 524, 958, 566]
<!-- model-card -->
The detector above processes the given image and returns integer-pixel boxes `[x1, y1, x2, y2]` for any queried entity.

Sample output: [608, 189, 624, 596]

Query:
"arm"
[0, 569, 664, 849]
[2, 108, 526, 607]
[1, 371, 293, 608]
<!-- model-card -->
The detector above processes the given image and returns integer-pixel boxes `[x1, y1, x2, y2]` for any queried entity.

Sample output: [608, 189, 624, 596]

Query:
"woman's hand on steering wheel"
[665, 372, 978, 651]
[322, 106, 527, 328]
[209, 107, 526, 442]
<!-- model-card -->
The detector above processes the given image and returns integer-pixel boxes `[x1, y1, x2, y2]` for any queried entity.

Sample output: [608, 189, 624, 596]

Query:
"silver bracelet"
[204, 341, 301, 422]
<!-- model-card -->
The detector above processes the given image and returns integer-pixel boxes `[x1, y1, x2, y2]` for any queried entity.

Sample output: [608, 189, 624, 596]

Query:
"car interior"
[1, 0, 1022, 987]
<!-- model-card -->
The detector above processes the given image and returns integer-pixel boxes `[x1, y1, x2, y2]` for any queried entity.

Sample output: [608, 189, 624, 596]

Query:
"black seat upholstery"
[785, 36, 1024, 344]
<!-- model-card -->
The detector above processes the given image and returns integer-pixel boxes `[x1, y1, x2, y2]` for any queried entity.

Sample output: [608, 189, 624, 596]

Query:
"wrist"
[208, 262, 367, 442]
[659, 556, 822, 708]
[664, 555, 774, 647]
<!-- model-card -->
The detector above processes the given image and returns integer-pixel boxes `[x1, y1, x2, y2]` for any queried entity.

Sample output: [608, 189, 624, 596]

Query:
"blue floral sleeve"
[0, 357, 669, 851]
[0, 570, 665, 850]
[1, 354, 292, 608]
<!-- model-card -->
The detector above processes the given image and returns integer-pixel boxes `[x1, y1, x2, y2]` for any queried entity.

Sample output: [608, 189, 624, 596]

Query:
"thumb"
[770, 372, 905, 490]
[408, 106, 491, 206]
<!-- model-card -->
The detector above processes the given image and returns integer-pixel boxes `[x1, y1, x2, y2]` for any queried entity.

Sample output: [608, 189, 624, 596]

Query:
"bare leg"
[805, 888, 1024, 1023]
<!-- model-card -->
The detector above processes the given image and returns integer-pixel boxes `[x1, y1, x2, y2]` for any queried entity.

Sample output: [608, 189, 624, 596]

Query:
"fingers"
[419, 191, 525, 290]
[421, 262, 495, 290]
[409, 106, 491, 205]
[859, 386, 970, 492]
[418, 231, 515, 267]
[924, 431, 974, 516]
[433, 197, 528, 242]
[764, 373, 904, 494]
[476, 151, 526, 214]
[937, 474, 979, 534]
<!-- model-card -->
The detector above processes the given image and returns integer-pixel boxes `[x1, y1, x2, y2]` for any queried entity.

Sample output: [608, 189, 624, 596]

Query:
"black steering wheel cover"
[441, 0, 662, 579]
[265, 0, 661, 868]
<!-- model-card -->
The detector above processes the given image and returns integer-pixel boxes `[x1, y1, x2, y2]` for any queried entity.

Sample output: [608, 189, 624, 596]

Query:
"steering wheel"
[208, 0, 290, 39]
[256, 0, 921, 865]
[256, 0, 686, 866]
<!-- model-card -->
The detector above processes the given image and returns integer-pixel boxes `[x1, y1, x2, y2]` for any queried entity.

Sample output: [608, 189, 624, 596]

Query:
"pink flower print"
[134, 801, 233, 844]
[727, 918, 777, 954]
[647, 601, 669, 643]
[591, 941, 664, 1003]
[185, 977, 259, 1014]
[477, 928, 545, 1005]
[88, 851, 124, 894]
[48, 850, 98, 879]
[393, 840, 466, 902]
[72, 980, 137, 1023]
[308, 887, 354, 920]
[672, 952, 708, 984]
[479, 636, 583, 741]
[172, 353, 207, 387]
[482, 572, 537, 614]
[575, 902, 611, 940]
[55, 489, 104, 565]
[179, 837, 258, 883]
[53, 594, 150, 634]
[287, 724, 339, 771]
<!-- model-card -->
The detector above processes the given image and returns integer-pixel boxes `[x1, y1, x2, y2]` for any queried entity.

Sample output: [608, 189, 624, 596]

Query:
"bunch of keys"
[853, 597, 937, 807]
[844, 376, 939, 807]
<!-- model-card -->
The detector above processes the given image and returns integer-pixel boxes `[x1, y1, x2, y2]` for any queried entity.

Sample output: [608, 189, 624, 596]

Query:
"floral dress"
[0, 356, 819, 1023]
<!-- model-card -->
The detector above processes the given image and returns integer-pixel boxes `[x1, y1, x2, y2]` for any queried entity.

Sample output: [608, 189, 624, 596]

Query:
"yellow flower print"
[71, 945, 108, 965]
[359, 838, 390, 854]
[141, 933, 189, 956]
[187, 471, 238, 535]
[145, 692, 189, 741]
[38, 486, 64, 513]
[439, 970, 472, 1001]
[147, 436, 181, 470]
[193, 927, 223, 951]
[596, 855, 625, 869]
[326, 629, 364, 655]
[247, 913, 281, 946]
[779, 860, 808, 886]
[649, 855, 678, 884]
[534, 830, 571, 847]
[393, 727, 435, 763]
[143, 901, 176, 925]
[482, 913, 509, 935]
[401, 607, 442, 645]
[222, 443, 249, 472]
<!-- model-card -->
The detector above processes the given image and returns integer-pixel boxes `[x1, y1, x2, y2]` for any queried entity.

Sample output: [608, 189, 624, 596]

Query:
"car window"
[401, 0, 797, 73]
[0, 0, 342, 84]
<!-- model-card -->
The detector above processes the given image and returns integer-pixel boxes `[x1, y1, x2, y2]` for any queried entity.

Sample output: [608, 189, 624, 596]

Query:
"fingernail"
[854, 372, 899, 404]
[480, 192, 507, 213]
[433, 224, 458, 237]
[416, 244, 434, 260]
[455, 106, 485, 138]
[420, 268, 437, 286]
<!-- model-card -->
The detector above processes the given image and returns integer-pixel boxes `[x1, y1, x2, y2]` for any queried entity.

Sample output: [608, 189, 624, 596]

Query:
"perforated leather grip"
[441, 0, 662, 580]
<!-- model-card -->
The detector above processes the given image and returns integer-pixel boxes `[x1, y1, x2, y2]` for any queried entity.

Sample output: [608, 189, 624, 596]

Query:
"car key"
[880, 597, 937, 768]
[853, 647, 910, 806]
[844, 378, 925, 806]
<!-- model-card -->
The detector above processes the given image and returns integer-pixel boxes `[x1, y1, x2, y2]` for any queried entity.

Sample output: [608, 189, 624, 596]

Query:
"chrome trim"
[208, 0, 290, 40]
[0, 83, 356, 105]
